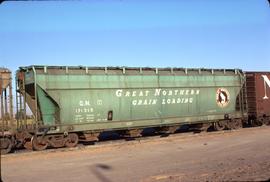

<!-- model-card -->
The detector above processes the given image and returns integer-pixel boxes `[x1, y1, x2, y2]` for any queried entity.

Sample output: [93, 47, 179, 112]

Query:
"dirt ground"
[1, 126, 270, 182]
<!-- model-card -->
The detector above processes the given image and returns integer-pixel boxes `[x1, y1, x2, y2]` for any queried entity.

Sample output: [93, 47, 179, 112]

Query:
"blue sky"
[0, 0, 270, 74]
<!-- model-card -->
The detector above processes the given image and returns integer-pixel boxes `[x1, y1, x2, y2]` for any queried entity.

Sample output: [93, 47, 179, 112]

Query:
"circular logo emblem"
[216, 88, 230, 107]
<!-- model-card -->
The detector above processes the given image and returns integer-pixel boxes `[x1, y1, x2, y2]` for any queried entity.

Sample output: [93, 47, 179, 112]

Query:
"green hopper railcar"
[15, 66, 247, 151]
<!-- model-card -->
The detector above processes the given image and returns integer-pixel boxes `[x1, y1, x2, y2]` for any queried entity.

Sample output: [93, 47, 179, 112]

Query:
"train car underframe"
[5, 116, 248, 152]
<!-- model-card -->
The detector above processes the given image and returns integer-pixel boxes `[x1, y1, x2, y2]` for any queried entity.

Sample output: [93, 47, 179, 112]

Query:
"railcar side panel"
[246, 72, 270, 118]
[18, 66, 245, 133]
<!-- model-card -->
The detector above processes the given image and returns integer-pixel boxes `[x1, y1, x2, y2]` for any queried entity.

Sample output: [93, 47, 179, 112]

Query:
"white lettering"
[162, 90, 167, 96]
[155, 89, 161, 96]
[97, 100, 103, 105]
[79, 101, 84, 106]
[79, 100, 90, 106]
[143, 99, 148, 105]
[162, 99, 166, 104]
[116, 89, 123, 97]
[125, 91, 130, 97]
[262, 75, 270, 99]
[132, 100, 137, 105]
[115, 88, 201, 106]
[132, 91, 136, 97]
[180, 90, 185, 95]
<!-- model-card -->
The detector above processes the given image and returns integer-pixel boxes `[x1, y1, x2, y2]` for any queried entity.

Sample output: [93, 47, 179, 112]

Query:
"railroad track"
[2, 126, 268, 158]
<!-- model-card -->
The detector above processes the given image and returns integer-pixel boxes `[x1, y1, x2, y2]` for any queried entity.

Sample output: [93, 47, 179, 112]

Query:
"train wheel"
[32, 136, 48, 151]
[262, 117, 270, 126]
[232, 119, 242, 130]
[0, 137, 13, 155]
[23, 140, 33, 150]
[252, 120, 263, 127]
[65, 133, 79, 148]
[267, 118, 270, 125]
[213, 121, 226, 131]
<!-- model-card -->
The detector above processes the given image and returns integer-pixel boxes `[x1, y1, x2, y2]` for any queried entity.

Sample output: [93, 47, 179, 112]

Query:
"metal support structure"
[9, 82, 13, 122]
[22, 76, 27, 128]
[0, 68, 13, 131]
[238, 73, 243, 115]
[32, 66, 39, 127]
[16, 71, 28, 129]
[243, 76, 248, 112]
[1, 90, 4, 133]
[4, 89, 8, 118]
[19, 84, 23, 128]
[238, 71, 248, 119]
[15, 80, 19, 129]
[0, 91, 3, 120]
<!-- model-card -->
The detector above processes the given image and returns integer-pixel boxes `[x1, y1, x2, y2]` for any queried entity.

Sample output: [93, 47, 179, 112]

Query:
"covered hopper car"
[1, 66, 269, 154]
[14, 66, 248, 151]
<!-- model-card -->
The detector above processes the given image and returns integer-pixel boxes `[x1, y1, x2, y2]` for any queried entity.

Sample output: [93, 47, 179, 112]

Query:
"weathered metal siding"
[0, 68, 12, 91]
[0, 68, 13, 127]
[20, 66, 245, 133]
[246, 72, 270, 118]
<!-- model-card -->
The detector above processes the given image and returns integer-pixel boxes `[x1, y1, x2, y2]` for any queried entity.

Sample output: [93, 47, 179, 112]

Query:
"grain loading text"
[115, 88, 200, 106]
